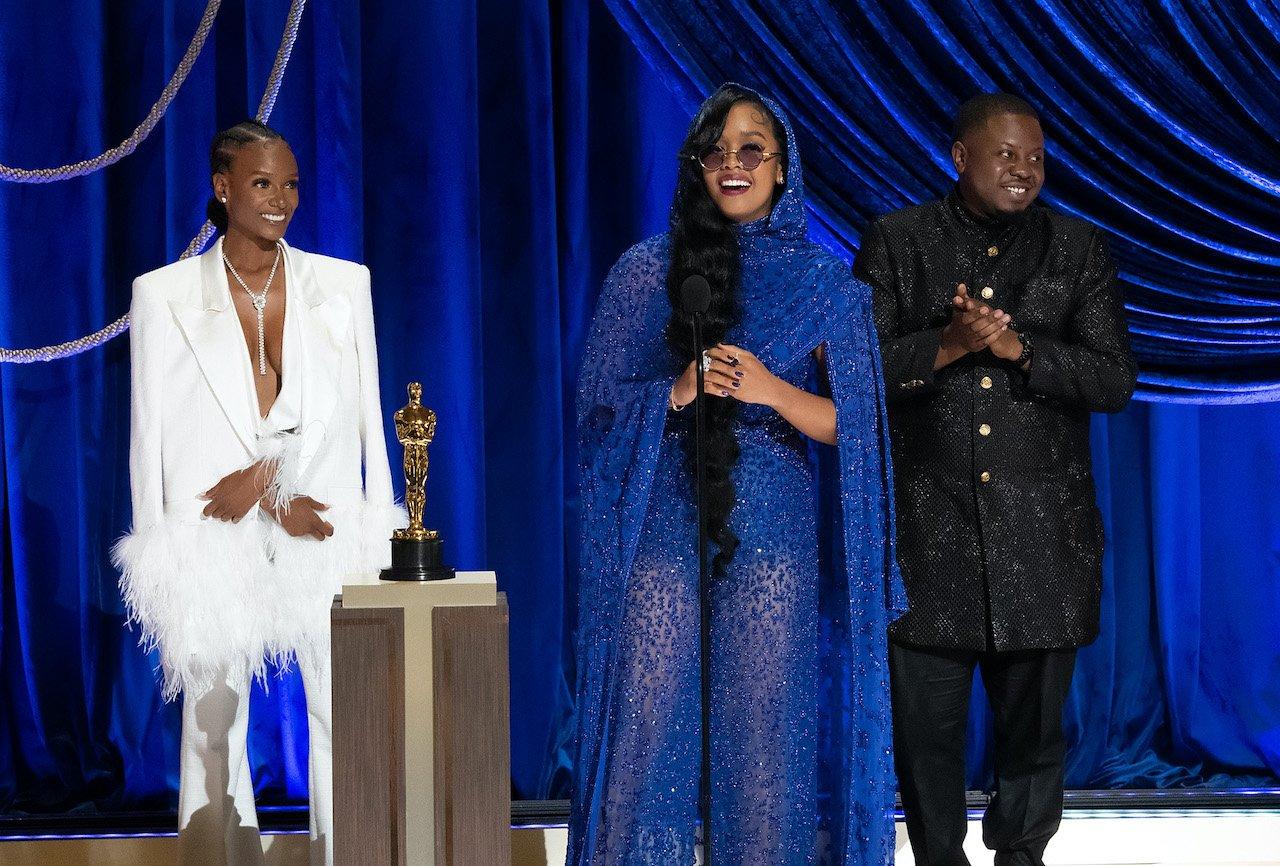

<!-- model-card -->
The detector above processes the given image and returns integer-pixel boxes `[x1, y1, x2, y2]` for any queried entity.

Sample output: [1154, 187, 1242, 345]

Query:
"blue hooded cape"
[569, 85, 906, 865]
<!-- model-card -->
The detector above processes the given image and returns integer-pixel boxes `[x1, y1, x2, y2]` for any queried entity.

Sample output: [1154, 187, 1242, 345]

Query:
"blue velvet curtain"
[0, 0, 1276, 820]
[606, 0, 1280, 403]
[600, 0, 1280, 789]
[0, 0, 687, 811]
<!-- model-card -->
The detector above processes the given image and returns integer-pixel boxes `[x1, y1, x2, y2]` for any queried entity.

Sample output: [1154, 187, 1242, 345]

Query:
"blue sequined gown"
[569, 88, 905, 866]
[627, 353, 822, 850]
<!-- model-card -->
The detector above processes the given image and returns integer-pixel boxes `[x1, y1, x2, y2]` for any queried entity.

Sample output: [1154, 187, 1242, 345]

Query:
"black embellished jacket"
[854, 193, 1137, 651]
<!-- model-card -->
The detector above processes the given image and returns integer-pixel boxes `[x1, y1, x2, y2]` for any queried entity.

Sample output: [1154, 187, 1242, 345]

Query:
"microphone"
[680, 274, 711, 316]
[679, 271, 716, 865]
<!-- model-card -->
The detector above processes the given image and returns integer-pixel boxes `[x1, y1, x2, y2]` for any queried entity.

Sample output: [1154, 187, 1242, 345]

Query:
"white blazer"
[114, 238, 404, 700]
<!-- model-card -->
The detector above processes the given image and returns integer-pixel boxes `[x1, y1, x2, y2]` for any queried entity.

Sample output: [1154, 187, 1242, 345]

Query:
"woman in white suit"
[113, 120, 402, 865]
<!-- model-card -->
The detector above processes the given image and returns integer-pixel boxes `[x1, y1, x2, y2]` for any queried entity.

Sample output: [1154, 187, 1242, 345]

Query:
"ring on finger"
[700, 351, 712, 373]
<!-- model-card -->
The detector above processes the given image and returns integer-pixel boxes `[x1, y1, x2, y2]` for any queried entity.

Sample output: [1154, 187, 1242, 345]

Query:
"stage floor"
[1, 810, 1276, 865]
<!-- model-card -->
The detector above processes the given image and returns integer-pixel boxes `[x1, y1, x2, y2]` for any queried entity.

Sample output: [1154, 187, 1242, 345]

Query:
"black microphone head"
[680, 274, 712, 315]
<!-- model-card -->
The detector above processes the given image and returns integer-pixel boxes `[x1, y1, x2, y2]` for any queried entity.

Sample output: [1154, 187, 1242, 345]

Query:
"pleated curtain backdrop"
[0, 0, 686, 809]
[605, 0, 1280, 403]
[596, 0, 1280, 791]
[0, 0, 1276, 818]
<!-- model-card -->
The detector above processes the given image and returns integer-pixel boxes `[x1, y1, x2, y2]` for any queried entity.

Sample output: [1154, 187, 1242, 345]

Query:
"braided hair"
[206, 120, 285, 233]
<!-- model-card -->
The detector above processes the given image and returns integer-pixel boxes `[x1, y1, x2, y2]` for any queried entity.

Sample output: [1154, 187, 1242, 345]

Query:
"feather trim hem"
[113, 499, 406, 701]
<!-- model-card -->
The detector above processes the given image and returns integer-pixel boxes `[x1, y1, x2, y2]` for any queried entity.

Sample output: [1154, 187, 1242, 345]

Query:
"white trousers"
[176, 656, 333, 866]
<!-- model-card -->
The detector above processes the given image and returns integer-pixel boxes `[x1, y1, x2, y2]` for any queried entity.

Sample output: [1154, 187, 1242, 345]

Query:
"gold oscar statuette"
[380, 382, 456, 581]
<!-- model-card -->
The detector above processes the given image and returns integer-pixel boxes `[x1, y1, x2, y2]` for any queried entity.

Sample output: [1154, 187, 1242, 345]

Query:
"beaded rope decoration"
[0, 0, 306, 363]
[0, 0, 224, 185]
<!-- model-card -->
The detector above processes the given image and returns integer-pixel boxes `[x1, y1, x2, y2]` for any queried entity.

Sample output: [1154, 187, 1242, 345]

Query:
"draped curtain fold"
[0, 0, 1276, 819]
[604, 0, 1280, 403]
[596, 0, 1280, 791]
[0, 0, 687, 810]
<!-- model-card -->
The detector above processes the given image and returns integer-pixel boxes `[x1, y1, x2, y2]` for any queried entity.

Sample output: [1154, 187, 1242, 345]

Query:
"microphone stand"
[679, 273, 713, 864]
[690, 310, 713, 866]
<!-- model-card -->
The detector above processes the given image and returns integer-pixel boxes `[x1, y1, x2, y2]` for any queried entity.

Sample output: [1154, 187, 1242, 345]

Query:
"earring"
[220, 196, 227, 203]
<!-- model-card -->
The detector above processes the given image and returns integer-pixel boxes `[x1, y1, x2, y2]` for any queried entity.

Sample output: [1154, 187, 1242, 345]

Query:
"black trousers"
[889, 640, 1077, 866]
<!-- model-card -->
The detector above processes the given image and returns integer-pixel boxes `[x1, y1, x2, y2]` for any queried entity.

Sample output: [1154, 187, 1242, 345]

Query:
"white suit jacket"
[115, 238, 404, 699]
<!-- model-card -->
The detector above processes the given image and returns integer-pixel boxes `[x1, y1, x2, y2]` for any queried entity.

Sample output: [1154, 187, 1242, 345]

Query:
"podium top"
[338, 570, 498, 610]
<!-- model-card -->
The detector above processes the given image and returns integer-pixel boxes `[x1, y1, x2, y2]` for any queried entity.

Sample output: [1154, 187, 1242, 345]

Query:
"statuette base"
[380, 535, 455, 582]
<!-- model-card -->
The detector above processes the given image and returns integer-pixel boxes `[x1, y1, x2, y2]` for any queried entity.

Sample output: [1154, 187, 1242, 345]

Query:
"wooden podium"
[331, 571, 510, 865]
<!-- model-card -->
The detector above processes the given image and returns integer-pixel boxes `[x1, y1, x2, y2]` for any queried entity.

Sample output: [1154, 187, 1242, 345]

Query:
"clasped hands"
[200, 461, 334, 540]
[670, 343, 782, 409]
[942, 283, 1023, 363]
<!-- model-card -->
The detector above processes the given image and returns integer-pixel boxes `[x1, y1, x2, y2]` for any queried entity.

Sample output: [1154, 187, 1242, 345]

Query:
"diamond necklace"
[223, 243, 282, 376]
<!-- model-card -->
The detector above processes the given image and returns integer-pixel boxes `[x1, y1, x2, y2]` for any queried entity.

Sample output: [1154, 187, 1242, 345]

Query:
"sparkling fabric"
[855, 194, 1136, 650]
[569, 89, 906, 866]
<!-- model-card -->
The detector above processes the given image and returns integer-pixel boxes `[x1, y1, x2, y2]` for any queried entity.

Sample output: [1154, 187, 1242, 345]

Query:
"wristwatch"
[1015, 331, 1034, 367]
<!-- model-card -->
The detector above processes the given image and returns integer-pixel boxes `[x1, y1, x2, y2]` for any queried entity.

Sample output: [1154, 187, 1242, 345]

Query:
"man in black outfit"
[853, 93, 1136, 866]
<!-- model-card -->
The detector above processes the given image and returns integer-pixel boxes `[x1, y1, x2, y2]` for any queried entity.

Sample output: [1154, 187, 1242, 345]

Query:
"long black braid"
[664, 85, 788, 576]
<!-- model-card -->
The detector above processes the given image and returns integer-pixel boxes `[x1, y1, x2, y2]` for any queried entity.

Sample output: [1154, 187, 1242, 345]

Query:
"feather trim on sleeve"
[256, 430, 306, 512]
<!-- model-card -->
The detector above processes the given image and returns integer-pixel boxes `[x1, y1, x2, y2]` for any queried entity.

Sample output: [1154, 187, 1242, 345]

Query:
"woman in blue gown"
[569, 84, 906, 866]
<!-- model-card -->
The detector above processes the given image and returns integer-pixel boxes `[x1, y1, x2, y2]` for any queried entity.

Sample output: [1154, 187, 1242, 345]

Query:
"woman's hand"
[669, 343, 785, 409]
[261, 496, 334, 541]
[667, 342, 837, 445]
[200, 461, 273, 522]
[704, 343, 784, 407]
[704, 342, 838, 445]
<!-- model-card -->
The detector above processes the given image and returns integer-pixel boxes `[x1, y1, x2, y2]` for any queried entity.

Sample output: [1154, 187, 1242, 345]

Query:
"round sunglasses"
[690, 143, 782, 172]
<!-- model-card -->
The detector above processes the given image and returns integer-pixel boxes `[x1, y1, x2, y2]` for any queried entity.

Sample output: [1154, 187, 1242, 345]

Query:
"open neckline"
[254, 284, 289, 421]
[222, 243, 290, 421]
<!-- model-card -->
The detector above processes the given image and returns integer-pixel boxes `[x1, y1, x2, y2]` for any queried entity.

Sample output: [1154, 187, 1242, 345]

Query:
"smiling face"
[952, 112, 1044, 219]
[212, 139, 299, 246]
[701, 101, 785, 224]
